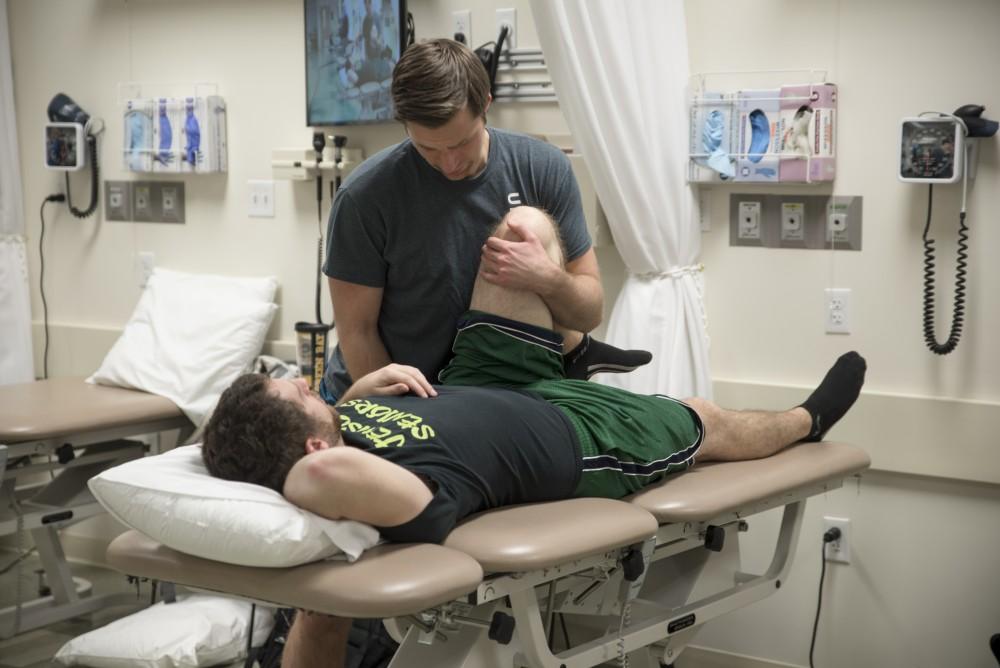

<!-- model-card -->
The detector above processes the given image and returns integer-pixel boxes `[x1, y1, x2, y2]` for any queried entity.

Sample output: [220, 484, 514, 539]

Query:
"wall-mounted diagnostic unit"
[899, 117, 965, 183]
[899, 105, 998, 355]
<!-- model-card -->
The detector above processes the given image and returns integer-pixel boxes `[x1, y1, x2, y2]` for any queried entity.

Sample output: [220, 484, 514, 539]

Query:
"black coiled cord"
[63, 134, 99, 218]
[921, 184, 968, 355]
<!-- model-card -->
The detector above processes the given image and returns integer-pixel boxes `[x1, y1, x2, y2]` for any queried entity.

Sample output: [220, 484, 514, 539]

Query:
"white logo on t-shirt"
[507, 192, 522, 206]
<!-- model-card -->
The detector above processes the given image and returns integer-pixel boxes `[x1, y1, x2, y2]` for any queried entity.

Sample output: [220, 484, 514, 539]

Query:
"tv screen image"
[305, 0, 406, 126]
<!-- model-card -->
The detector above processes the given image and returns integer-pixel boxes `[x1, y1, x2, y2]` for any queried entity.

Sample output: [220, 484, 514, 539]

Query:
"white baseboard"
[678, 645, 803, 668]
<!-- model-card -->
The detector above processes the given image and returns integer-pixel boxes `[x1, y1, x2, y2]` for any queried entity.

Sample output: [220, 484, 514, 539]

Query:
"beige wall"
[686, 1, 1000, 666]
[8, 0, 1000, 666]
[11, 0, 621, 374]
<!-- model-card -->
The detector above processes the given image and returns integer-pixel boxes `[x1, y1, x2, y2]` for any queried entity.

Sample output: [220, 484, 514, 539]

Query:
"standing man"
[321, 38, 650, 401]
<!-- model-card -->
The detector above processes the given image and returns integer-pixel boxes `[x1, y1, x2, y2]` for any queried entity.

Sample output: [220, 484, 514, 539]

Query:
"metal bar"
[494, 93, 558, 101]
[507, 502, 807, 668]
[0, 591, 136, 640]
[474, 550, 620, 604]
[0, 501, 106, 535]
[494, 81, 553, 89]
[497, 64, 548, 74]
[31, 525, 78, 604]
[1, 416, 191, 455]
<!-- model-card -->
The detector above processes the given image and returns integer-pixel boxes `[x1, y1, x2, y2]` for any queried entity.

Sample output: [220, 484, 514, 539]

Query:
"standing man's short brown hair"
[391, 38, 491, 127]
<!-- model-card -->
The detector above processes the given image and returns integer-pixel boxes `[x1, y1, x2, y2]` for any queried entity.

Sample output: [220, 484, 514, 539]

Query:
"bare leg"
[281, 611, 352, 668]
[470, 207, 563, 330]
[472, 206, 651, 378]
[687, 351, 867, 461]
[687, 398, 812, 462]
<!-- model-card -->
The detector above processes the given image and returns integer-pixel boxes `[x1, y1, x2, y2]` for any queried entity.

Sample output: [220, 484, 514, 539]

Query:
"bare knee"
[684, 397, 721, 428]
[495, 206, 564, 264]
[683, 397, 729, 461]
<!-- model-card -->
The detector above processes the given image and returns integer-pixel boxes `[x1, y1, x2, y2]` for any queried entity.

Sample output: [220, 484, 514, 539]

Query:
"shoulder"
[491, 128, 569, 163]
[339, 138, 417, 196]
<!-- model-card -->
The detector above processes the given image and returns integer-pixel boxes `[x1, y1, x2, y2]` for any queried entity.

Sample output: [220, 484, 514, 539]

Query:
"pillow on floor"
[54, 594, 273, 668]
[88, 268, 278, 426]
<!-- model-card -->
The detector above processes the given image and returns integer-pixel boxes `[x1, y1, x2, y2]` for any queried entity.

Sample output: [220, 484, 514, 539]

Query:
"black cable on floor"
[810, 527, 842, 668]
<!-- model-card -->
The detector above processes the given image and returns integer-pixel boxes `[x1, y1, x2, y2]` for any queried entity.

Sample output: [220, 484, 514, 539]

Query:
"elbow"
[307, 448, 356, 486]
[284, 450, 351, 515]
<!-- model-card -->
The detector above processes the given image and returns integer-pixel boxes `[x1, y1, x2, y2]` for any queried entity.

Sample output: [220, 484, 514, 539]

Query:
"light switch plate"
[248, 180, 275, 218]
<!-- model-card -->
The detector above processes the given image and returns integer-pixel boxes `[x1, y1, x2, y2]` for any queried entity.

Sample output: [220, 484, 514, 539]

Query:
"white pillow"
[89, 445, 380, 567]
[88, 268, 279, 426]
[54, 593, 273, 668]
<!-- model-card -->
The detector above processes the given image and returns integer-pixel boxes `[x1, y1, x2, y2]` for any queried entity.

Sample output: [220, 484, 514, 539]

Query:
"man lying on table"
[201, 205, 866, 668]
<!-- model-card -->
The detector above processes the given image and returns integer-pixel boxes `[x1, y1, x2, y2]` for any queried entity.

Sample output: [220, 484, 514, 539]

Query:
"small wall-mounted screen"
[44, 123, 85, 171]
[305, 0, 406, 126]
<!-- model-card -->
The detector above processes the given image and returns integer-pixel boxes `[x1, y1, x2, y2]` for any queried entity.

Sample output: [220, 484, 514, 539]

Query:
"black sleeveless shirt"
[336, 385, 582, 543]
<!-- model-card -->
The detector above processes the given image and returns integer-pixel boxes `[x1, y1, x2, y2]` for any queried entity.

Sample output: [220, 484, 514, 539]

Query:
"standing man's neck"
[472, 125, 491, 178]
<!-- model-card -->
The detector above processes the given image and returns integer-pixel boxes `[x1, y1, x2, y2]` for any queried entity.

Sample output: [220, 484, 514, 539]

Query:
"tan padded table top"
[627, 442, 870, 523]
[444, 498, 658, 573]
[107, 530, 484, 619]
[0, 377, 187, 443]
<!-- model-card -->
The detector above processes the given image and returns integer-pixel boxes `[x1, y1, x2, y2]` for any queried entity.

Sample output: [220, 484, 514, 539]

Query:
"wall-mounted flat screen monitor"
[305, 0, 406, 126]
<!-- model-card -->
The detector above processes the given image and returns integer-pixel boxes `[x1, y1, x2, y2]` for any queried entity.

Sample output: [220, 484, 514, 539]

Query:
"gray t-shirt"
[322, 127, 590, 398]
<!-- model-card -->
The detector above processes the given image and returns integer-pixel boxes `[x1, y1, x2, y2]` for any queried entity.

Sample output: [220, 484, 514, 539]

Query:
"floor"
[0, 549, 166, 668]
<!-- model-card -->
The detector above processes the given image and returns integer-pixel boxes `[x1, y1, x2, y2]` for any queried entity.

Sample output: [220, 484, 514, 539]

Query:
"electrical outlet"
[248, 180, 275, 218]
[159, 184, 184, 223]
[826, 209, 849, 243]
[823, 517, 851, 563]
[136, 251, 155, 288]
[496, 7, 517, 49]
[452, 9, 472, 42]
[780, 202, 805, 241]
[737, 201, 761, 240]
[133, 184, 152, 222]
[825, 288, 851, 334]
[105, 181, 131, 221]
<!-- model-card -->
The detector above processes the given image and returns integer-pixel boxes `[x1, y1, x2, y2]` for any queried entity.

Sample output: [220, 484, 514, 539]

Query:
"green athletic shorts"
[439, 311, 704, 498]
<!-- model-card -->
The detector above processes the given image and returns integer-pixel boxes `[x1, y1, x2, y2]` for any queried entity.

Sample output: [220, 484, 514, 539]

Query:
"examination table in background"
[0, 377, 193, 638]
[106, 441, 869, 668]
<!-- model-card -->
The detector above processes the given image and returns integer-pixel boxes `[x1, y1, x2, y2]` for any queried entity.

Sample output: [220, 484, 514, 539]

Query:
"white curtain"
[0, 2, 35, 384]
[530, 0, 711, 399]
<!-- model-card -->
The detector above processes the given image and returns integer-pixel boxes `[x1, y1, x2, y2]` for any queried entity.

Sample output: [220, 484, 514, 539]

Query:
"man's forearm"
[338, 328, 391, 391]
[539, 270, 604, 333]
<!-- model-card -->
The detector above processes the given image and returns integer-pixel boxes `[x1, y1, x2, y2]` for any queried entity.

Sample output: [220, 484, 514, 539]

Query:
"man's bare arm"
[284, 447, 433, 527]
[328, 277, 392, 381]
[543, 248, 603, 333]
[337, 364, 437, 404]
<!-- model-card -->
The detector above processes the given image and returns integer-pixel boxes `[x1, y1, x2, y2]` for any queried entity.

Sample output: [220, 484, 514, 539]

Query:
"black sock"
[799, 351, 867, 442]
[563, 334, 653, 380]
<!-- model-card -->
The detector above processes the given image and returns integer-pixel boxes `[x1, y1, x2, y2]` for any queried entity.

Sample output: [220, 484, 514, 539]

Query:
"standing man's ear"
[305, 437, 331, 454]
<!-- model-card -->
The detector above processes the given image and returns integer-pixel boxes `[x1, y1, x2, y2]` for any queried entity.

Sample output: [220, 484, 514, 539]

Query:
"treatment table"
[0, 377, 193, 638]
[106, 441, 869, 668]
